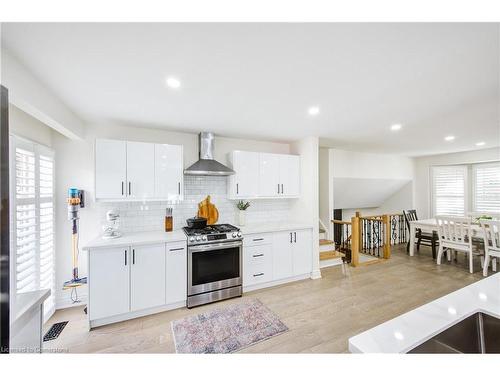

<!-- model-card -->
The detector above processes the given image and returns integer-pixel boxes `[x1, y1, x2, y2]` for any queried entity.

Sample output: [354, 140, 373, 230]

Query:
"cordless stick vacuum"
[63, 188, 87, 304]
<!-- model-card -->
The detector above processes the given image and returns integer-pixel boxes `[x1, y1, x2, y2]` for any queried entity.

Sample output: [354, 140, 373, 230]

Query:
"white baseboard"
[56, 294, 88, 310]
[319, 258, 343, 269]
[310, 269, 322, 279]
[243, 273, 311, 293]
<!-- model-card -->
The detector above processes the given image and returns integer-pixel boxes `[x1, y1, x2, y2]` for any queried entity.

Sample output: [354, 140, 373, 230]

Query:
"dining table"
[408, 218, 485, 256]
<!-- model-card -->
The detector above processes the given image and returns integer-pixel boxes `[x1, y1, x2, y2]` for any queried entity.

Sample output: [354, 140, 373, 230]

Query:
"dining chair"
[403, 209, 439, 258]
[479, 219, 500, 277]
[436, 216, 480, 273]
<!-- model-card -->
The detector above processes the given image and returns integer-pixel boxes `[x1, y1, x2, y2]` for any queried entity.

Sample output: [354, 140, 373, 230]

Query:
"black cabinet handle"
[277, 184, 280, 194]
[169, 247, 184, 252]
[132, 249, 135, 264]
[121, 181, 124, 195]
[253, 273, 264, 277]
[290, 232, 292, 243]
[294, 232, 297, 243]
[253, 238, 264, 242]
[124, 250, 127, 266]
[178, 182, 181, 195]
[281, 184, 284, 194]
[128, 181, 131, 195]
[236, 183, 239, 194]
[253, 254, 264, 258]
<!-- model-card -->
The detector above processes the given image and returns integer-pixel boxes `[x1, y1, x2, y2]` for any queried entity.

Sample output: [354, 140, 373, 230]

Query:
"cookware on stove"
[186, 216, 207, 229]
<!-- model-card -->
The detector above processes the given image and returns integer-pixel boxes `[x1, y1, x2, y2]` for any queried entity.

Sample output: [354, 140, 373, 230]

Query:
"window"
[10, 135, 55, 321]
[473, 162, 500, 214]
[431, 165, 467, 216]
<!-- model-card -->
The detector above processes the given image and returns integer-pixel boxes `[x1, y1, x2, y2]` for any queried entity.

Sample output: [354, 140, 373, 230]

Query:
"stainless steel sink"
[409, 312, 500, 353]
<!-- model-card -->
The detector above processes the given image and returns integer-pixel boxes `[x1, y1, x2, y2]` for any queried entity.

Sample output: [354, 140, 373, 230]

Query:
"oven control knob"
[201, 235, 207, 241]
[195, 235, 201, 242]
[237, 231, 242, 238]
[232, 232, 237, 238]
[189, 236, 195, 242]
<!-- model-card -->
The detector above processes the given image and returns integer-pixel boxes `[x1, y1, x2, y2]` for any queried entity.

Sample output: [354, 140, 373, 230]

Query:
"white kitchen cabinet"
[272, 231, 294, 280]
[280, 154, 300, 197]
[155, 144, 183, 201]
[259, 153, 281, 197]
[95, 139, 127, 199]
[227, 151, 260, 198]
[292, 229, 312, 276]
[130, 244, 166, 311]
[89, 247, 130, 320]
[243, 243, 273, 286]
[166, 242, 187, 305]
[126, 141, 155, 199]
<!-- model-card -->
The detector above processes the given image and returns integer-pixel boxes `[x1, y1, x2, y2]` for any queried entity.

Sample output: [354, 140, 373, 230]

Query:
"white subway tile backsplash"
[98, 175, 292, 233]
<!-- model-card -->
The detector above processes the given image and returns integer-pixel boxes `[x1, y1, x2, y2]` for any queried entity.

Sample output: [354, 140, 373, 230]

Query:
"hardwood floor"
[44, 244, 488, 353]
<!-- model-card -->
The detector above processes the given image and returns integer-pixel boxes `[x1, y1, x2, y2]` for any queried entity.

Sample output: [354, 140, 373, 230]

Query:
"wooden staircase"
[319, 237, 343, 268]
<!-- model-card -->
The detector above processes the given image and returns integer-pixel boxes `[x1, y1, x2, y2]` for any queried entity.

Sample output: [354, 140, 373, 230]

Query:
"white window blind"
[473, 162, 500, 214]
[10, 136, 55, 321]
[432, 165, 467, 216]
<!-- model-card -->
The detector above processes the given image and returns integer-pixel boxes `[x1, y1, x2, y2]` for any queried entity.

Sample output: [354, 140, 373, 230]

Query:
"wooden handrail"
[331, 219, 351, 225]
[359, 217, 384, 222]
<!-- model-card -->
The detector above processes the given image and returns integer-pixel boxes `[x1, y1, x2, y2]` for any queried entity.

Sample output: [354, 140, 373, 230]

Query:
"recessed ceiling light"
[390, 123, 402, 131]
[447, 307, 457, 315]
[393, 331, 404, 340]
[308, 106, 320, 116]
[479, 293, 488, 301]
[166, 77, 181, 89]
[444, 135, 455, 142]
[475, 141, 486, 146]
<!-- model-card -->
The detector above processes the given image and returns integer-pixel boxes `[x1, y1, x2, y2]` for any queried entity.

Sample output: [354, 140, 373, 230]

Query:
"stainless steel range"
[184, 224, 243, 308]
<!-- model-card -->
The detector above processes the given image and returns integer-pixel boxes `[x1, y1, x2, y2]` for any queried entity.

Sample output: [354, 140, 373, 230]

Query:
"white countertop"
[82, 230, 187, 250]
[239, 222, 313, 235]
[11, 289, 50, 328]
[348, 273, 500, 353]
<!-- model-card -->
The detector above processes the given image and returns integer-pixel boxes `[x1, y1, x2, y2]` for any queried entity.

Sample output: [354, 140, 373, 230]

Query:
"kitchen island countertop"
[238, 222, 313, 235]
[349, 273, 500, 353]
[82, 230, 187, 250]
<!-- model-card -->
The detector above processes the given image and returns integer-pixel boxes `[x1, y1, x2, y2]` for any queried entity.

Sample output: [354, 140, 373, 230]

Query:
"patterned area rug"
[171, 298, 288, 353]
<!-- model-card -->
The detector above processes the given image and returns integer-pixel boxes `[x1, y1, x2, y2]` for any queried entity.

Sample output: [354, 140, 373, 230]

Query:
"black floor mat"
[43, 321, 68, 342]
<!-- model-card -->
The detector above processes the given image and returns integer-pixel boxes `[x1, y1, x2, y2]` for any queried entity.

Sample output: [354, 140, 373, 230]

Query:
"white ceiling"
[1, 23, 499, 156]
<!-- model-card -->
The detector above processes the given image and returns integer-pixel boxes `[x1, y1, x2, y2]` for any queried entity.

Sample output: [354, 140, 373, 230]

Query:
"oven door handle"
[189, 241, 242, 253]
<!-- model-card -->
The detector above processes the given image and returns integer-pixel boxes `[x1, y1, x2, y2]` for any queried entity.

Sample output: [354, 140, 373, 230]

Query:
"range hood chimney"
[184, 132, 235, 176]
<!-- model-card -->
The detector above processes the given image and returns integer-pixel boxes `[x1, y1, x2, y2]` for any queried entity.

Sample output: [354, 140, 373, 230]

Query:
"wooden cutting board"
[197, 195, 219, 225]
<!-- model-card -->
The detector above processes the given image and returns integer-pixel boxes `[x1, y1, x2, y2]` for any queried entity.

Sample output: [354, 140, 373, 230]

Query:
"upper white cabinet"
[95, 139, 184, 201]
[127, 141, 155, 199]
[95, 139, 127, 199]
[227, 151, 260, 198]
[155, 144, 183, 201]
[228, 150, 300, 199]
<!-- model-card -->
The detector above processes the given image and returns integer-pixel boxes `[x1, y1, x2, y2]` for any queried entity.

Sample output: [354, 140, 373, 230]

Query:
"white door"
[280, 154, 300, 197]
[166, 242, 187, 304]
[259, 153, 281, 197]
[95, 139, 127, 199]
[272, 231, 293, 280]
[232, 151, 259, 198]
[155, 144, 183, 200]
[130, 244, 166, 311]
[89, 247, 130, 320]
[292, 229, 312, 276]
[126, 141, 155, 199]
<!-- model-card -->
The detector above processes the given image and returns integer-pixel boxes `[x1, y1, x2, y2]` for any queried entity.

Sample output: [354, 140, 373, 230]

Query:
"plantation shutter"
[11, 136, 55, 321]
[432, 165, 467, 216]
[473, 162, 500, 214]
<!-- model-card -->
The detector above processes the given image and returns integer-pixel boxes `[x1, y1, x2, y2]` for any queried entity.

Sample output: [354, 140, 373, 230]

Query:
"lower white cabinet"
[166, 242, 187, 304]
[89, 247, 130, 321]
[243, 228, 312, 289]
[272, 232, 294, 280]
[88, 241, 187, 327]
[130, 244, 166, 311]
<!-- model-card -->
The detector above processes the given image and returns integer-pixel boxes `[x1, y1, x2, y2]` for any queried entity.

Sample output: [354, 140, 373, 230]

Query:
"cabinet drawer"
[243, 233, 272, 246]
[243, 261, 272, 286]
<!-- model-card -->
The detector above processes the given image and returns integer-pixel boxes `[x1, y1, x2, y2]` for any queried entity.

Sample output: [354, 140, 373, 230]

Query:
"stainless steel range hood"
[184, 132, 235, 176]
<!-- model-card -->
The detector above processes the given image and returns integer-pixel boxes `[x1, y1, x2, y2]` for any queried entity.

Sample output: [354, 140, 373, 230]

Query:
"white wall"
[1, 48, 85, 140]
[290, 137, 320, 279]
[318, 148, 330, 234]
[52, 122, 292, 308]
[9, 104, 53, 147]
[414, 147, 500, 219]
